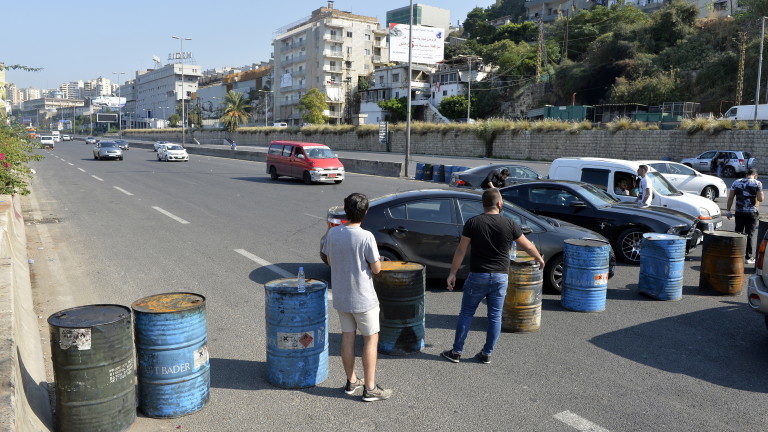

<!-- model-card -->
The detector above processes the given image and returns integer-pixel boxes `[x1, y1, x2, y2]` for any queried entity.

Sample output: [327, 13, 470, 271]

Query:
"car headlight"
[667, 225, 686, 235]
[698, 207, 712, 220]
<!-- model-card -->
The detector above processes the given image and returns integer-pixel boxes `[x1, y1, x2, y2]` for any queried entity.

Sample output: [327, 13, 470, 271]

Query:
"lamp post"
[405, 0, 413, 178]
[256, 91, 272, 126]
[112, 71, 125, 134]
[172, 35, 192, 144]
[756, 17, 767, 122]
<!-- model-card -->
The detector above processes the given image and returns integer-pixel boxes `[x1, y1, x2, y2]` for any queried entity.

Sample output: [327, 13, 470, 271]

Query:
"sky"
[4, 0, 495, 90]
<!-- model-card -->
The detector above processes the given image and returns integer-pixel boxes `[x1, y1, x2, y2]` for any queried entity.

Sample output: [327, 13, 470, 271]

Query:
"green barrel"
[48, 304, 136, 432]
[372, 261, 426, 355]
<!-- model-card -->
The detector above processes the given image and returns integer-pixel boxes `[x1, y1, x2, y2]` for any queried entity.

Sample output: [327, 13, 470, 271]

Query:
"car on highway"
[153, 140, 171, 152]
[62, 134, 72, 141]
[39, 136, 55, 148]
[157, 144, 189, 162]
[114, 139, 129, 150]
[93, 141, 123, 160]
[266, 140, 344, 185]
[680, 150, 756, 178]
[499, 180, 701, 264]
[449, 164, 543, 189]
[640, 160, 727, 201]
[319, 189, 615, 293]
[748, 230, 768, 330]
[85, 136, 97, 145]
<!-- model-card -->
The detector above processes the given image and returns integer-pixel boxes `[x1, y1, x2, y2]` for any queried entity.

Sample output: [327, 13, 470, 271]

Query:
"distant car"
[319, 189, 615, 293]
[748, 230, 768, 330]
[499, 180, 702, 264]
[93, 141, 123, 160]
[157, 144, 189, 162]
[640, 160, 727, 201]
[39, 136, 55, 148]
[85, 136, 97, 145]
[114, 139, 129, 150]
[62, 135, 72, 141]
[680, 150, 756, 178]
[449, 164, 544, 189]
[154, 140, 170, 152]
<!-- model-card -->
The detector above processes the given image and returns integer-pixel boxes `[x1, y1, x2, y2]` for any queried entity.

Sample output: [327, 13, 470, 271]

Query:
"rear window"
[580, 168, 610, 190]
[268, 145, 282, 155]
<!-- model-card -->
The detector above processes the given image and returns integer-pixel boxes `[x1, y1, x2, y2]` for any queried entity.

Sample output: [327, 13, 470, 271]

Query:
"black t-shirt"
[482, 170, 506, 189]
[462, 213, 523, 273]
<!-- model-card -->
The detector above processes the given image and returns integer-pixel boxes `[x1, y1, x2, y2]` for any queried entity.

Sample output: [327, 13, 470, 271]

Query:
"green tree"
[0, 122, 44, 195]
[297, 88, 329, 124]
[492, 21, 537, 43]
[439, 95, 475, 120]
[377, 97, 408, 122]
[219, 90, 251, 132]
[168, 114, 180, 127]
[609, 70, 684, 105]
[463, 7, 496, 42]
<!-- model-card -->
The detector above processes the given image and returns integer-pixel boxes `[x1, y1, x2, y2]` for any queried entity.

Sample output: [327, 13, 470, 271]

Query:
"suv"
[680, 151, 756, 178]
[748, 231, 768, 330]
[39, 136, 55, 148]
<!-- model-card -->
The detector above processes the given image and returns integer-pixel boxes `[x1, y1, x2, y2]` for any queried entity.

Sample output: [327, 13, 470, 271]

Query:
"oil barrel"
[132, 292, 209, 418]
[502, 257, 543, 333]
[638, 233, 686, 300]
[561, 239, 611, 312]
[372, 261, 426, 355]
[423, 164, 433, 181]
[699, 231, 746, 295]
[265, 278, 328, 388]
[415, 163, 425, 180]
[443, 166, 455, 183]
[431, 164, 444, 183]
[48, 304, 135, 432]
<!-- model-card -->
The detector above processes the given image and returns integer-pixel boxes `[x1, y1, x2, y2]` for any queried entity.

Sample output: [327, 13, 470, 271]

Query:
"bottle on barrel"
[509, 240, 517, 260]
[297, 267, 306, 293]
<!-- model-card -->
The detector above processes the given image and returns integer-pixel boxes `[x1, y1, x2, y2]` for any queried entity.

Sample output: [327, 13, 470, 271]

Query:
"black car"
[499, 180, 702, 263]
[449, 164, 543, 189]
[320, 189, 614, 293]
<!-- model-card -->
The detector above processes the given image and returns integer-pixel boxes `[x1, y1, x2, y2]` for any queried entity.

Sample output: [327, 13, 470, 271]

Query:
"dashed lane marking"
[554, 411, 610, 432]
[91, 175, 104, 181]
[67, 163, 74, 166]
[113, 186, 134, 196]
[234, 249, 293, 278]
[152, 206, 190, 224]
[77, 168, 86, 172]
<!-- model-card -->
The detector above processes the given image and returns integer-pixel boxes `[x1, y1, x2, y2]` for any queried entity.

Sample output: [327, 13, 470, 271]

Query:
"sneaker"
[362, 384, 392, 402]
[344, 378, 364, 395]
[747, 257, 756, 265]
[441, 349, 461, 363]
[475, 352, 491, 364]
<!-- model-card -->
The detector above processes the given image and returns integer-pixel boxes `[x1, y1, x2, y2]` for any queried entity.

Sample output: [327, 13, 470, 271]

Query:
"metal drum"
[423, 164, 433, 181]
[415, 162, 425, 180]
[699, 231, 746, 295]
[638, 233, 686, 300]
[431, 164, 444, 183]
[132, 293, 209, 418]
[442, 165, 455, 183]
[372, 261, 426, 355]
[265, 278, 328, 388]
[561, 239, 611, 312]
[502, 257, 543, 333]
[48, 305, 135, 432]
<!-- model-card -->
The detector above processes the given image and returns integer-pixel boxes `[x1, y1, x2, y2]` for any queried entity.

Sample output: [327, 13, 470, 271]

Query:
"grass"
[679, 117, 733, 135]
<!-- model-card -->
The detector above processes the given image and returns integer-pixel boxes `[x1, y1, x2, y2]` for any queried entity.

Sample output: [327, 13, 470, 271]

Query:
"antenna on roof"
[152, 56, 162, 68]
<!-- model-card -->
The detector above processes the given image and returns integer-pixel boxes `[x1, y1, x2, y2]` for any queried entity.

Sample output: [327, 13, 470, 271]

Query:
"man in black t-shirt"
[481, 168, 509, 189]
[441, 189, 545, 364]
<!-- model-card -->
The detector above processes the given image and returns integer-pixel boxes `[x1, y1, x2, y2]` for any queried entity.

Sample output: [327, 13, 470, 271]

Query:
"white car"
[157, 144, 189, 162]
[62, 135, 72, 141]
[748, 231, 768, 330]
[39, 136, 55, 148]
[680, 150, 756, 178]
[153, 140, 171, 152]
[639, 160, 727, 201]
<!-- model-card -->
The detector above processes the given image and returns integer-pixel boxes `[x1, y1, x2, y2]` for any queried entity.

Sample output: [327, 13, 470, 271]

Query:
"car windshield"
[575, 183, 619, 208]
[101, 143, 118, 148]
[167, 145, 184, 150]
[304, 146, 336, 159]
[647, 172, 682, 196]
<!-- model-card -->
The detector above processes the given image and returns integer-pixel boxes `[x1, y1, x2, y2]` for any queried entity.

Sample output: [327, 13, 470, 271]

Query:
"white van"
[548, 158, 723, 232]
[51, 131, 61, 142]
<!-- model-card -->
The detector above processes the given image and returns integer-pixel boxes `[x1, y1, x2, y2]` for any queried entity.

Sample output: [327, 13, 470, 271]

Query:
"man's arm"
[757, 184, 764, 204]
[515, 234, 545, 268]
[446, 236, 471, 291]
[726, 189, 735, 219]
[369, 259, 381, 274]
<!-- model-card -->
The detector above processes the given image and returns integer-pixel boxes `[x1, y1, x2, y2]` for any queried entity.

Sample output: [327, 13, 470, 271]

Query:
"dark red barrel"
[699, 231, 746, 295]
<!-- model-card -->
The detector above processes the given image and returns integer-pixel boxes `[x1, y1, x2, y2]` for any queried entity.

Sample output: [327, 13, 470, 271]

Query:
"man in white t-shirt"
[636, 165, 653, 208]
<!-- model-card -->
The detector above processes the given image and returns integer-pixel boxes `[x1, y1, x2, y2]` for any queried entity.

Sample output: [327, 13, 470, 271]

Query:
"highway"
[22, 141, 768, 431]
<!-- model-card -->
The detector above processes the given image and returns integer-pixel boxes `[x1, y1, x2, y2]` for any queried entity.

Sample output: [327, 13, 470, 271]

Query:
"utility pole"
[173, 36, 192, 145]
[536, 18, 544, 82]
[404, 0, 413, 178]
[755, 18, 767, 122]
[736, 32, 746, 105]
[466, 56, 472, 120]
[112, 72, 124, 135]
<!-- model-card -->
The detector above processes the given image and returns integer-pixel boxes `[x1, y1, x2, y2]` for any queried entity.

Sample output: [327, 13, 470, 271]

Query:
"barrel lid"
[131, 292, 206, 313]
[642, 233, 684, 241]
[511, 256, 538, 265]
[380, 261, 425, 272]
[704, 231, 747, 239]
[564, 239, 610, 248]
[265, 278, 327, 293]
[48, 304, 131, 327]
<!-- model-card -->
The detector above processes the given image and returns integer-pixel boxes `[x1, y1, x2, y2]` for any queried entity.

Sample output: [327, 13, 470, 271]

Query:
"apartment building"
[386, 3, 450, 30]
[119, 62, 202, 127]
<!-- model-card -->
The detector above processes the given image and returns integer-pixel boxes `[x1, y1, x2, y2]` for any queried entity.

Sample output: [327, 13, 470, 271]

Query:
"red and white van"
[266, 141, 345, 185]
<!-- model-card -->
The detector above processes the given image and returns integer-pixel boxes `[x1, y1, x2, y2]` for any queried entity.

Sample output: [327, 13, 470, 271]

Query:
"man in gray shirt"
[322, 193, 392, 402]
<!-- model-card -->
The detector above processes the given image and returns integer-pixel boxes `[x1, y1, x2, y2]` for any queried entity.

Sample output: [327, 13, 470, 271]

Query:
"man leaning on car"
[726, 168, 764, 264]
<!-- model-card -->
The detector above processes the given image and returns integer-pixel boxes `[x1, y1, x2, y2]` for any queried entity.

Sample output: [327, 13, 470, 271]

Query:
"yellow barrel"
[502, 257, 543, 333]
[699, 231, 746, 295]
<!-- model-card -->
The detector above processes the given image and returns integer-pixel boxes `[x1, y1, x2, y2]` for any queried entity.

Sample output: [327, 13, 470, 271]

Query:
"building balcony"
[282, 55, 307, 66]
[323, 34, 343, 42]
[323, 65, 342, 72]
[372, 55, 388, 64]
[323, 50, 344, 58]
[374, 40, 386, 48]
[292, 68, 306, 77]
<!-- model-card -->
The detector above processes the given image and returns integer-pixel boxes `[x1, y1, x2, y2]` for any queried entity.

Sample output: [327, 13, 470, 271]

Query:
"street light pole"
[466, 56, 472, 120]
[112, 71, 125, 135]
[172, 36, 192, 145]
[756, 17, 767, 122]
[405, 0, 413, 178]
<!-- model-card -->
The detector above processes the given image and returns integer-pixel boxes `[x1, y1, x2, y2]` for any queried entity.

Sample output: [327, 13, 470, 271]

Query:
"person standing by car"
[441, 189, 545, 364]
[321, 193, 392, 402]
[636, 165, 653, 208]
[481, 168, 510, 190]
[726, 168, 764, 264]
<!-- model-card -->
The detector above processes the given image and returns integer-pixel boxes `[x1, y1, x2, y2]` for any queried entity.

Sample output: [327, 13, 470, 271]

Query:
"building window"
[347, 47, 352, 55]
[364, 49, 370, 55]
[443, 90, 448, 96]
[346, 31, 352, 37]
[392, 73, 400, 82]
[365, 34, 371, 40]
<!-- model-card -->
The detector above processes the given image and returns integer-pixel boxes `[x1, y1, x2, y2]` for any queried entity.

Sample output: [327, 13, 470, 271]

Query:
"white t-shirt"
[638, 176, 652, 207]
[321, 225, 380, 313]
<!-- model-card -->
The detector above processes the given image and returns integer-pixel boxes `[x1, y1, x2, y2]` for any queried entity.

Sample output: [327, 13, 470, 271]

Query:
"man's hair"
[482, 188, 502, 209]
[748, 168, 758, 177]
[344, 193, 369, 223]
[638, 164, 649, 171]
[499, 168, 510, 176]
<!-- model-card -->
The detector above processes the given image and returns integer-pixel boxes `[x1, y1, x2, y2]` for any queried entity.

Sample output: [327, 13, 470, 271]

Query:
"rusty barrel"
[265, 278, 328, 388]
[561, 239, 611, 312]
[699, 231, 746, 295]
[638, 233, 686, 301]
[372, 261, 426, 355]
[48, 305, 135, 432]
[132, 293, 210, 418]
[502, 257, 543, 333]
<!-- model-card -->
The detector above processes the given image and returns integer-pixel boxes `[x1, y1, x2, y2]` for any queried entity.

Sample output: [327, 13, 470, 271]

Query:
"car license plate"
[330, 174, 336, 178]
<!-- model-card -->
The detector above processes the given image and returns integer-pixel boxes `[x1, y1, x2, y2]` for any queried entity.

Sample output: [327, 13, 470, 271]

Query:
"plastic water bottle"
[509, 241, 517, 260]
[297, 267, 306, 293]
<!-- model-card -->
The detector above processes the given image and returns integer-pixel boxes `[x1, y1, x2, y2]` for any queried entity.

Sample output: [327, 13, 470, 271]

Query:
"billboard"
[96, 113, 119, 123]
[91, 96, 126, 108]
[388, 24, 444, 64]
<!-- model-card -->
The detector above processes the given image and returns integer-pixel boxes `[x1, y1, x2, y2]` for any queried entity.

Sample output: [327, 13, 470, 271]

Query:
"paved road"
[22, 141, 768, 431]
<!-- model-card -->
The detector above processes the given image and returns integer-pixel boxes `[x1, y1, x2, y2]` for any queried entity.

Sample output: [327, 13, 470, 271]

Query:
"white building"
[118, 63, 201, 128]
[359, 64, 439, 124]
[59, 81, 84, 99]
[386, 3, 450, 31]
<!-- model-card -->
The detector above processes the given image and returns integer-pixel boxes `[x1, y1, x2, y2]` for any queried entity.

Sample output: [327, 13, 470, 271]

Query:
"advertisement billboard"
[96, 113, 119, 123]
[91, 97, 126, 108]
[388, 24, 445, 64]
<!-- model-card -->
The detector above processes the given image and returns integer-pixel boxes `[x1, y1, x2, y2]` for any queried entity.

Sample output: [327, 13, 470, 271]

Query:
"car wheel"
[543, 254, 564, 294]
[303, 171, 312, 185]
[269, 166, 279, 180]
[701, 186, 717, 201]
[94, 155, 98, 160]
[616, 227, 645, 264]
[379, 249, 401, 261]
[723, 166, 736, 178]
[334, 180, 343, 184]
[119, 156, 123, 161]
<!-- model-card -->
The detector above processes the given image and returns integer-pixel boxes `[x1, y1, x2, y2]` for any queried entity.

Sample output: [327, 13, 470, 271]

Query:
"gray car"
[449, 164, 543, 189]
[680, 150, 756, 178]
[93, 141, 123, 160]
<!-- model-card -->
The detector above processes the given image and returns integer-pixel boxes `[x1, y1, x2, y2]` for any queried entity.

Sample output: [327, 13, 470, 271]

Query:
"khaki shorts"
[337, 306, 380, 336]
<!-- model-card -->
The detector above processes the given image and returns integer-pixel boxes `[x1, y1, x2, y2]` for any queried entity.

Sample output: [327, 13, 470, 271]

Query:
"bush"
[0, 123, 45, 195]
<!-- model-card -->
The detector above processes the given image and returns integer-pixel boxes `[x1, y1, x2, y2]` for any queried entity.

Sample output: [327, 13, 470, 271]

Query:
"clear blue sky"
[5, 0, 494, 90]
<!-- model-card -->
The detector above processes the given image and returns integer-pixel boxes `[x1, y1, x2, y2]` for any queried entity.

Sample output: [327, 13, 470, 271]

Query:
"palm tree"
[219, 91, 251, 132]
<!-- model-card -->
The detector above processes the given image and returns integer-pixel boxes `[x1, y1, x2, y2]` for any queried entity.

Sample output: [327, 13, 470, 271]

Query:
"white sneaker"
[747, 258, 756, 265]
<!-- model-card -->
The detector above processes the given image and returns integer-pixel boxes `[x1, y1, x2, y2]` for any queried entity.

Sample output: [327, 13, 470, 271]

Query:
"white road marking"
[77, 168, 86, 172]
[554, 411, 610, 432]
[234, 249, 293, 278]
[113, 186, 133, 196]
[60, 159, 66, 162]
[67, 162, 74, 166]
[91, 175, 103, 181]
[304, 213, 325, 220]
[152, 206, 190, 224]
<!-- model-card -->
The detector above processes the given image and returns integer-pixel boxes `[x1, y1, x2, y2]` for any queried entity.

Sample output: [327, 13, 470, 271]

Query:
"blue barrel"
[431, 164, 444, 182]
[132, 293, 210, 418]
[415, 163, 425, 180]
[372, 261, 426, 355]
[265, 278, 328, 388]
[638, 233, 686, 300]
[443, 165, 455, 183]
[561, 239, 611, 312]
[423, 164, 433, 181]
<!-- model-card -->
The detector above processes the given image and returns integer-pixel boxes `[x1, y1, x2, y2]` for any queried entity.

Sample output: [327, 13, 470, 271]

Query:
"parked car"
[748, 230, 768, 330]
[153, 140, 170, 152]
[499, 180, 702, 263]
[639, 160, 727, 201]
[39, 136, 55, 148]
[93, 141, 123, 160]
[319, 189, 615, 293]
[62, 135, 72, 141]
[449, 164, 544, 189]
[266, 140, 344, 185]
[157, 144, 189, 162]
[85, 136, 97, 145]
[680, 150, 756, 178]
[114, 139, 129, 150]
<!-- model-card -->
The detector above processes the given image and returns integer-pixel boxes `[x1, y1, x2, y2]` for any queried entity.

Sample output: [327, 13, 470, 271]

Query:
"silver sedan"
[93, 141, 123, 160]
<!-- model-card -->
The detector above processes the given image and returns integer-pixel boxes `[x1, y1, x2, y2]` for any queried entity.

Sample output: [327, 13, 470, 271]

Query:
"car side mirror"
[297, 154, 305, 159]
[521, 225, 533, 235]
[570, 200, 588, 207]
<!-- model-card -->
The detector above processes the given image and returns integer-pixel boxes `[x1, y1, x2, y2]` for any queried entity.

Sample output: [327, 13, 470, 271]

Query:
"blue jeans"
[452, 272, 508, 356]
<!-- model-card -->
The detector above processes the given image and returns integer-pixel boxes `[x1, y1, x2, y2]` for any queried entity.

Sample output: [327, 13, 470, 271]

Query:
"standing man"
[636, 165, 653, 208]
[321, 193, 393, 402]
[726, 168, 764, 264]
[482, 168, 510, 190]
[442, 189, 545, 364]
